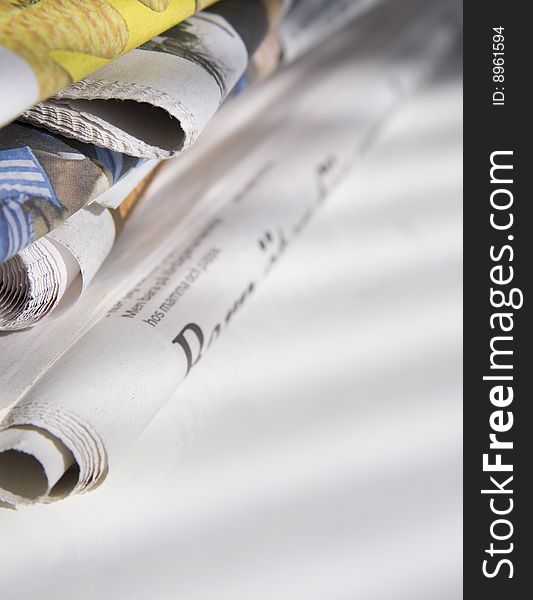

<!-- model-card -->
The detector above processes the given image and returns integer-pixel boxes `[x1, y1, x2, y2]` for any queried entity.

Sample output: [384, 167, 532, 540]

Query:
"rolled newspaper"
[0, 121, 154, 263]
[21, 0, 292, 159]
[0, 167, 160, 330]
[0, 1, 290, 261]
[0, 0, 461, 506]
[0, 0, 219, 127]
[0, 0, 366, 272]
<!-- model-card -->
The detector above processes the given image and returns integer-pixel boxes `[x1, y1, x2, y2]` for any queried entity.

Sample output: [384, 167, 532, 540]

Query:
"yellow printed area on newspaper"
[0, 0, 218, 102]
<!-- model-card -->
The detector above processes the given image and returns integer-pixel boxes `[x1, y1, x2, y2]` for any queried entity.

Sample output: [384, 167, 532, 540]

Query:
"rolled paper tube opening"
[0, 427, 76, 502]
[72, 99, 185, 152]
[29, 98, 187, 157]
[0, 238, 71, 330]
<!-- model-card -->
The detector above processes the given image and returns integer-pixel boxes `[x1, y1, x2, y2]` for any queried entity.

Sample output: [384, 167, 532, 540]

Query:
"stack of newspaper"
[0, 0, 460, 507]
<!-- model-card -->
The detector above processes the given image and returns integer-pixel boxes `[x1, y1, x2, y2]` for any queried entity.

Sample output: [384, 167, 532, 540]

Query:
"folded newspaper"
[0, 169, 158, 330]
[21, 0, 291, 159]
[0, 0, 377, 323]
[18, 0, 382, 159]
[0, 121, 152, 262]
[0, 0, 292, 261]
[0, 0, 460, 506]
[0, 0, 219, 128]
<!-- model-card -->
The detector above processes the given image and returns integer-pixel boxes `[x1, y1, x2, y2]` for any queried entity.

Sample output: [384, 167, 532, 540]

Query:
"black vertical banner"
[464, 1, 531, 597]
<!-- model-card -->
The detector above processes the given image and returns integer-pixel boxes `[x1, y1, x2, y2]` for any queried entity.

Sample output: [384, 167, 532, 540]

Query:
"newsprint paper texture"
[0, 0, 460, 506]
[0, 0, 219, 127]
[0, 122, 146, 262]
[21, 0, 290, 159]
[0, 167, 159, 330]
